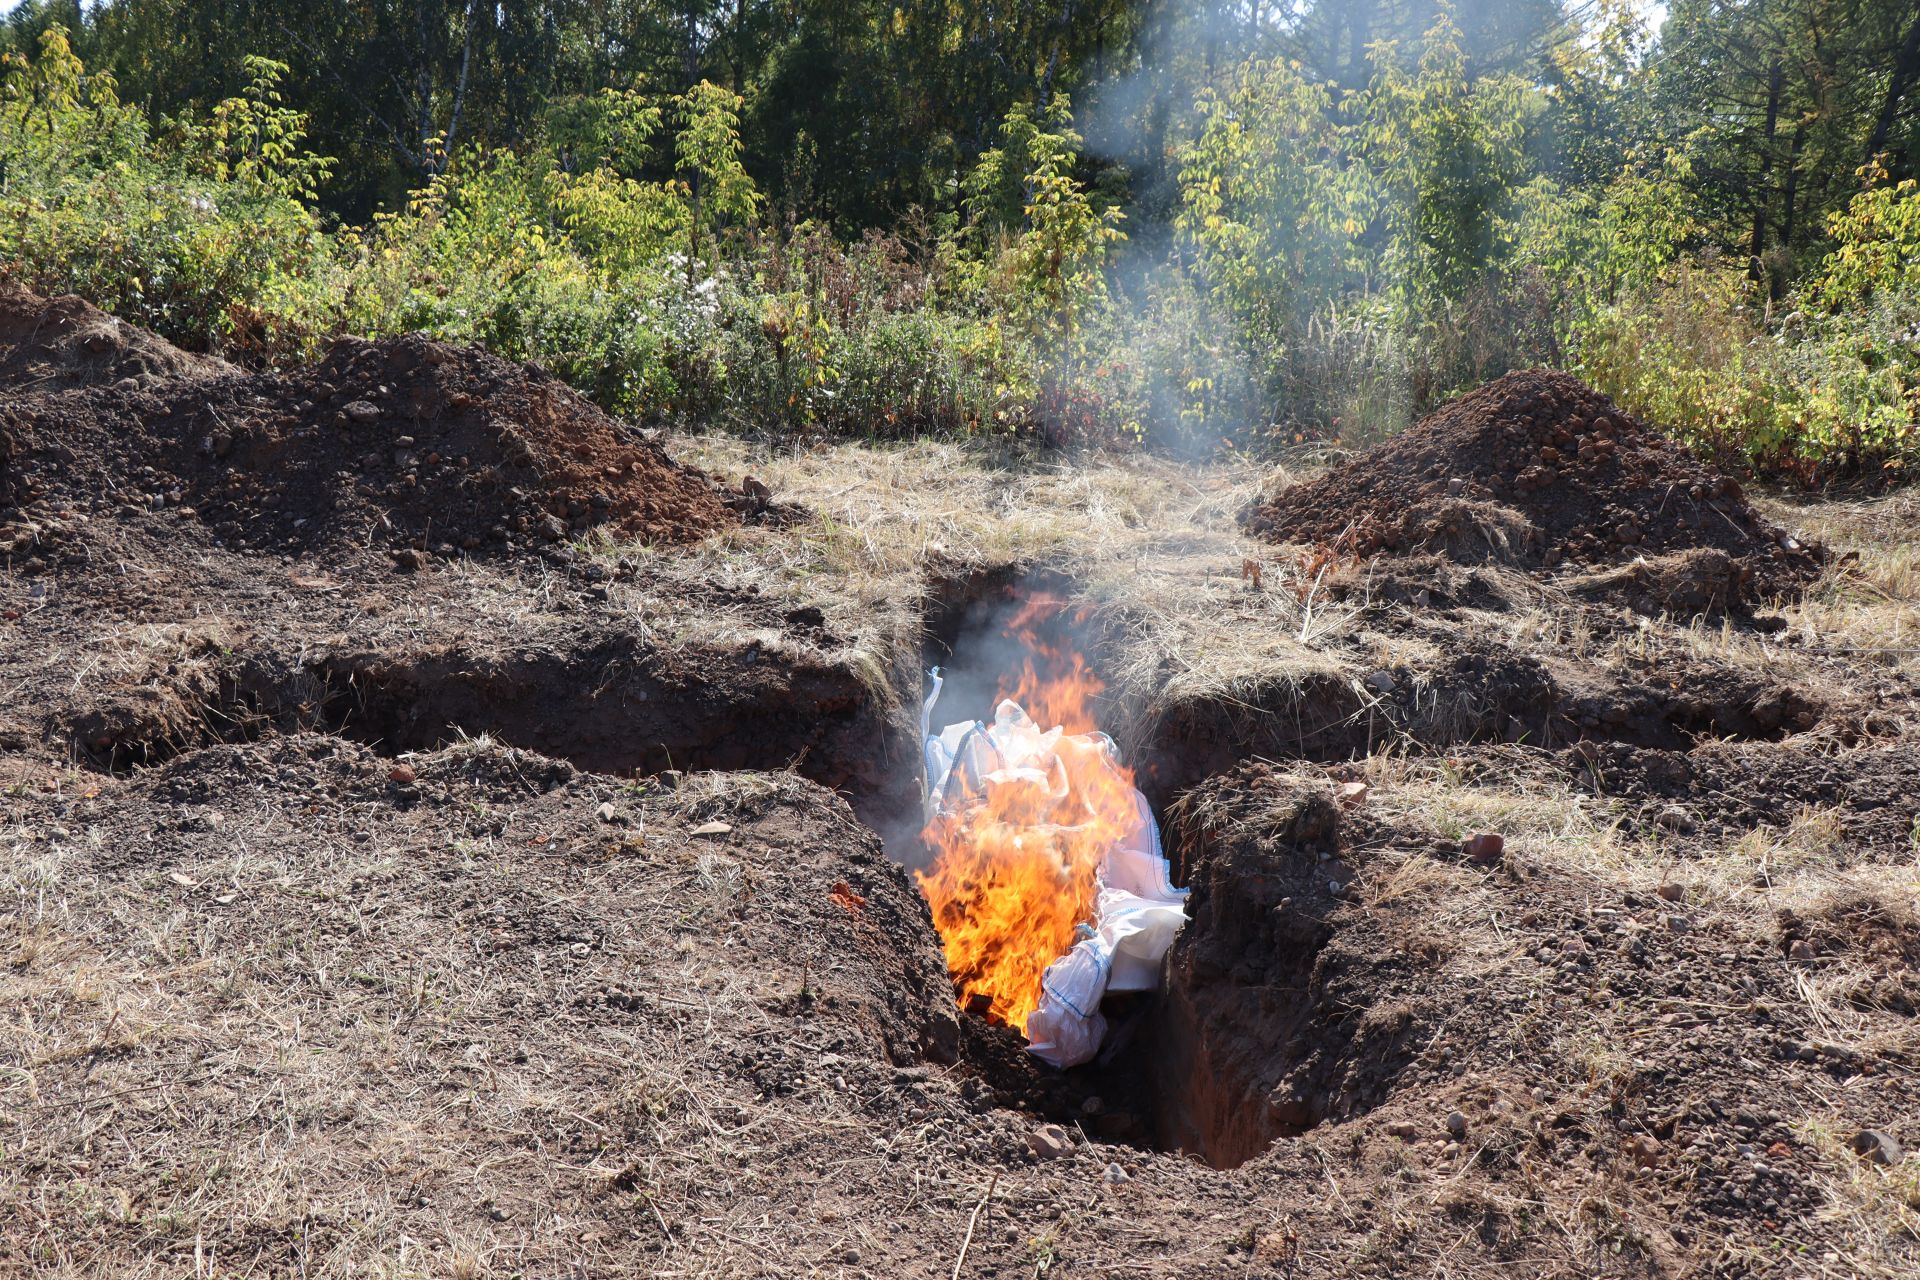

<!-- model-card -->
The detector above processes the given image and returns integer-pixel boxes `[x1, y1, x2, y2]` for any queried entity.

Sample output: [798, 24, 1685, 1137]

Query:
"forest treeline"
[4, 0, 1920, 472]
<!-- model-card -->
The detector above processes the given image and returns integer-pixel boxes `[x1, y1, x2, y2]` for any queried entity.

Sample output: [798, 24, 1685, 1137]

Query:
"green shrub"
[1577, 254, 1920, 476]
[0, 28, 342, 358]
[5, 22, 1916, 476]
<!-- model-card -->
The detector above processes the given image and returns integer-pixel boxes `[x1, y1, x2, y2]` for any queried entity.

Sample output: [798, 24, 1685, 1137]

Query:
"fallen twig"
[950, 1172, 999, 1280]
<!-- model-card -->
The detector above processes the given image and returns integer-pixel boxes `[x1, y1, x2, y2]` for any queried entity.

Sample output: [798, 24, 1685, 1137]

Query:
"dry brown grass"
[1756, 492, 1920, 678]
[1795, 1114, 1920, 1274]
[662, 434, 1361, 748]
[0, 749, 1018, 1279]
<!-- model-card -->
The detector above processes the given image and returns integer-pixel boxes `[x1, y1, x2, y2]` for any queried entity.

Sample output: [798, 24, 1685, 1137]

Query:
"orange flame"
[1001, 593, 1101, 734]
[915, 596, 1141, 1032]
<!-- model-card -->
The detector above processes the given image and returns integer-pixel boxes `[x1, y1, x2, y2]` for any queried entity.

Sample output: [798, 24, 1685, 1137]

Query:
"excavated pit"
[903, 565, 1841, 1167]
[14, 304, 1920, 1273]
[47, 549, 1863, 1175]
[303, 630, 923, 829]
[927, 758, 1404, 1170]
[898, 556, 1848, 1168]
[57, 624, 926, 831]
[913, 570, 1397, 1168]
[36, 553, 1873, 1177]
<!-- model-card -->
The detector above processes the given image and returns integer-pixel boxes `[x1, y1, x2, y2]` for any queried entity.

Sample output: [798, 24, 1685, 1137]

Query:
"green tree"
[1174, 56, 1351, 354]
[1357, 6, 1536, 311]
[1654, 0, 1920, 291]
[1806, 172, 1920, 309]
[674, 79, 760, 270]
[963, 97, 1125, 339]
[188, 56, 335, 202]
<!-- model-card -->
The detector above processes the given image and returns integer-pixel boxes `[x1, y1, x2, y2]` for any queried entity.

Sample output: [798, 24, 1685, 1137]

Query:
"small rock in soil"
[1626, 1134, 1664, 1168]
[1027, 1124, 1073, 1159]
[1656, 805, 1697, 834]
[1103, 1162, 1129, 1184]
[388, 764, 417, 784]
[1656, 883, 1686, 903]
[1446, 1111, 1468, 1139]
[1336, 781, 1370, 808]
[1463, 832, 1504, 864]
[1852, 1130, 1904, 1165]
[691, 820, 732, 837]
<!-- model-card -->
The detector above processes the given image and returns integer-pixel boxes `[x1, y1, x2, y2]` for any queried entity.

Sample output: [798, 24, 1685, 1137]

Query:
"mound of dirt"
[0, 332, 735, 559]
[0, 284, 231, 392]
[1245, 370, 1821, 605]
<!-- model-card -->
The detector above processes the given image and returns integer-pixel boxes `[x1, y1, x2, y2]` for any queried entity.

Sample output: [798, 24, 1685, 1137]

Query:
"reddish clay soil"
[0, 331, 735, 561]
[0, 284, 231, 393]
[1244, 370, 1822, 606]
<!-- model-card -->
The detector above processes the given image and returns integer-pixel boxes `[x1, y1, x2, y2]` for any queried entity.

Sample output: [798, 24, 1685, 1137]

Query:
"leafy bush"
[1808, 176, 1920, 311]
[5, 20, 1918, 476]
[1578, 252, 1920, 476]
[0, 27, 341, 358]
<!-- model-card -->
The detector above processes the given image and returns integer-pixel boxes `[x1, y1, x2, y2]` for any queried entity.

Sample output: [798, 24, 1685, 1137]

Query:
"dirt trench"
[33, 549, 1908, 1179]
[909, 571, 1428, 1166]
[47, 611, 927, 834]
[11, 310, 1920, 1275]
[899, 560, 1919, 1173]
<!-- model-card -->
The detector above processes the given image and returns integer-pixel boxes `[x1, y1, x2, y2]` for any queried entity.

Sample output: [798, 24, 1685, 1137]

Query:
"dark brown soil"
[0, 284, 232, 392]
[4, 299, 1917, 1278]
[1244, 370, 1822, 608]
[1153, 774, 1423, 1168]
[1138, 762, 1920, 1268]
[1127, 626, 1850, 805]
[1570, 738, 1920, 851]
[12, 734, 1916, 1278]
[0, 311, 915, 824]
[0, 332, 734, 561]
[0, 509, 925, 830]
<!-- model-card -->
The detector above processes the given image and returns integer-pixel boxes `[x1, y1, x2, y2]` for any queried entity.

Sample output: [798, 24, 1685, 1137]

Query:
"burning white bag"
[919, 669, 1187, 1068]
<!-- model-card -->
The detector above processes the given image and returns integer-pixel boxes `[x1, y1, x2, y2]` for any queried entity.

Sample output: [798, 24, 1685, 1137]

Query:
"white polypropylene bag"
[921, 667, 1188, 1068]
